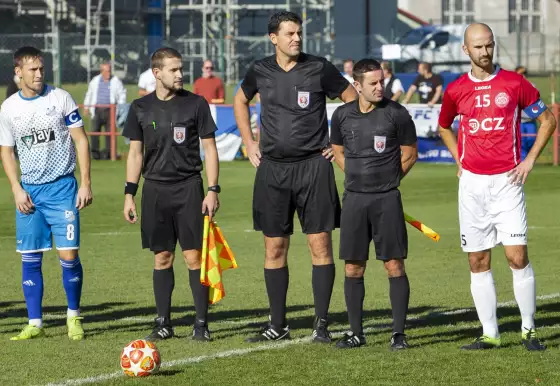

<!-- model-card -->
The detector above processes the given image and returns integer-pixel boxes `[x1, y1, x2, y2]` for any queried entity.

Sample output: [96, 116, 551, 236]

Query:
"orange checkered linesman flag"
[200, 216, 238, 304]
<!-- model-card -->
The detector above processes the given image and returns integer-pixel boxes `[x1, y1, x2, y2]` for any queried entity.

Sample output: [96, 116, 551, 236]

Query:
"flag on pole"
[200, 216, 238, 304]
[404, 212, 440, 242]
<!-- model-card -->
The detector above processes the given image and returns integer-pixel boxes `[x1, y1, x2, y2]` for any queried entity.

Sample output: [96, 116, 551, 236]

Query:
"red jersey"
[438, 67, 545, 175]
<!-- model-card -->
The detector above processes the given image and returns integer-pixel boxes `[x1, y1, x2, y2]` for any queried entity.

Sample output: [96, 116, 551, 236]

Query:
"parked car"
[380, 24, 481, 74]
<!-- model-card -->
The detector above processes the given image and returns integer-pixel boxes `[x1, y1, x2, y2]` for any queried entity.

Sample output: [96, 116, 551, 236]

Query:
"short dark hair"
[420, 61, 432, 73]
[13, 46, 42, 68]
[151, 47, 182, 69]
[352, 59, 382, 83]
[268, 11, 302, 34]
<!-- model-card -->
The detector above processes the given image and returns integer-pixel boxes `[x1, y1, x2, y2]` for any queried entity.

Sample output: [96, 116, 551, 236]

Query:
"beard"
[473, 55, 493, 68]
[162, 79, 183, 91]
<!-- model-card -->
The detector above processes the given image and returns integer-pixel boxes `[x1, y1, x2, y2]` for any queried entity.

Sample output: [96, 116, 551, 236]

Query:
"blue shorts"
[16, 174, 80, 253]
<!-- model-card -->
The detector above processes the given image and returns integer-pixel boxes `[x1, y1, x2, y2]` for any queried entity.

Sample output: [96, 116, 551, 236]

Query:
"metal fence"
[0, 28, 558, 86]
[0, 32, 332, 86]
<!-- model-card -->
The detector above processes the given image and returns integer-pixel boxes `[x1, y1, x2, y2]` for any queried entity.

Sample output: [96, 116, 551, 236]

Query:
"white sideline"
[42, 338, 312, 386]
[3, 225, 558, 240]
[41, 292, 560, 386]
[428, 292, 560, 317]
[0, 229, 257, 240]
[41, 313, 264, 327]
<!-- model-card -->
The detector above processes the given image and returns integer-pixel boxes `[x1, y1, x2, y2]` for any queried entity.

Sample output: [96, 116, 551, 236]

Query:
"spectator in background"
[402, 62, 443, 107]
[516, 65, 537, 160]
[6, 74, 20, 99]
[138, 68, 156, 96]
[381, 61, 404, 102]
[193, 59, 225, 104]
[84, 61, 127, 160]
[342, 58, 354, 84]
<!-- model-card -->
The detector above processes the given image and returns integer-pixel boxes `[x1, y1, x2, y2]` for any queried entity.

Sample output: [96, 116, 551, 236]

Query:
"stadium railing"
[78, 103, 119, 161]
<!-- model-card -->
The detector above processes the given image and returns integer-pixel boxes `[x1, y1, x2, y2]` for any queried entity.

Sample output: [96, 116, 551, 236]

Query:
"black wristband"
[124, 182, 138, 196]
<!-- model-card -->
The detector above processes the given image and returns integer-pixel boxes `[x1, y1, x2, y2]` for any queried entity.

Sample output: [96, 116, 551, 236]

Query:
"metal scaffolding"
[12, 0, 63, 85]
[165, 0, 335, 84]
[70, 0, 116, 83]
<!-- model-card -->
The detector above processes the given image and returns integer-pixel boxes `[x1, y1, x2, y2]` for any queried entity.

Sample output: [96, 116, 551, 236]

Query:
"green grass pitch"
[1, 161, 560, 385]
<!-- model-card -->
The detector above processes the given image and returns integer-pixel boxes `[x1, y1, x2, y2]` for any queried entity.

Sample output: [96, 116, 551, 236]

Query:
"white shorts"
[458, 169, 527, 252]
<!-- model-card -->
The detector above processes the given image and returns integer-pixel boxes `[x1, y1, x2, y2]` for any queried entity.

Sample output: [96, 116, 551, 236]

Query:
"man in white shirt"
[138, 68, 156, 96]
[381, 61, 404, 102]
[83, 62, 127, 160]
[342, 59, 354, 84]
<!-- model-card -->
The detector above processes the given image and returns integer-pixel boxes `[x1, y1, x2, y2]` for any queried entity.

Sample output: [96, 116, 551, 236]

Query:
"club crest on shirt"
[374, 136, 386, 153]
[173, 127, 186, 144]
[64, 210, 75, 222]
[45, 106, 57, 116]
[494, 92, 510, 108]
[297, 91, 310, 108]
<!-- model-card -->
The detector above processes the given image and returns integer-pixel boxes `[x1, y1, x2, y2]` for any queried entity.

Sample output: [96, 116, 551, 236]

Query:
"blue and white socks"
[59, 256, 83, 317]
[21, 253, 84, 326]
[22, 253, 44, 328]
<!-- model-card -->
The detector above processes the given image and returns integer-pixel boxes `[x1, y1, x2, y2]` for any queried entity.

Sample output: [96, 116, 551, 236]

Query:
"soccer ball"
[120, 339, 161, 377]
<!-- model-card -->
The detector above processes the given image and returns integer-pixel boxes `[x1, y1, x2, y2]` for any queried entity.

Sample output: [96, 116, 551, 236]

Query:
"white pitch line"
[0, 229, 257, 240]
[41, 292, 560, 386]
[2, 225, 557, 240]
[41, 313, 266, 326]
[428, 292, 560, 318]
[47, 340, 314, 386]
[45, 325, 394, 386]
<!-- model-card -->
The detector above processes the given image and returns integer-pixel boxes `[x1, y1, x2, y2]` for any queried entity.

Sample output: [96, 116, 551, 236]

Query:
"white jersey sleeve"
[138, 70, 156, 93]
[57, 89, 83, 129]
[391, 78, 404, 94]
[0, 106, 15, 146]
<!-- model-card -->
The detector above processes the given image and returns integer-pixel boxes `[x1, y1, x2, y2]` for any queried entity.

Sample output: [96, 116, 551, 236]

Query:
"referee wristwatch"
[208, 185, 221, 194]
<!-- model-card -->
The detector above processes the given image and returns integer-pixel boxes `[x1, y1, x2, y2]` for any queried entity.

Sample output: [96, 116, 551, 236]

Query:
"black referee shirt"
[330, 98, 417, 193]
[241, 53, 349, 162]
[123, 90, 217, 184]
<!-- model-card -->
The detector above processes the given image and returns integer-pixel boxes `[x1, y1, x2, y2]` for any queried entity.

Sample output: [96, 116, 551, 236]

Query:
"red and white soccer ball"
[120, 339, 161, 377]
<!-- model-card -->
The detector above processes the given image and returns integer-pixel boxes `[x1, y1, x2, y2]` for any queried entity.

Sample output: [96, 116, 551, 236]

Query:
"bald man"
[438, 23, 556, 351]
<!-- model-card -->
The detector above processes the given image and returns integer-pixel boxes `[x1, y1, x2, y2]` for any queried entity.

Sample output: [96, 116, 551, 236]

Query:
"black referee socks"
[389, 275, 410, 334]
[264, 267, 289, 328]
[344, 276, 365, 335]
[189, 268, 209, 325]
[312, 264, 335, 320]
[153, 267, 175, 320]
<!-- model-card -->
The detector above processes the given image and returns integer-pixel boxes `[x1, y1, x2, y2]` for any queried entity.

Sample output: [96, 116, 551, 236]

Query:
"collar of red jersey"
[467, 65, 501, 83]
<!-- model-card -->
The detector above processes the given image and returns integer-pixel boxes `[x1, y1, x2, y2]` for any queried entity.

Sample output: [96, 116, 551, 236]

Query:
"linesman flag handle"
[404, 212, 440, 242]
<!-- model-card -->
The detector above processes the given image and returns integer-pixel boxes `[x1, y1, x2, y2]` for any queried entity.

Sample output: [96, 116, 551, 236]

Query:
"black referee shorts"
[339, 189, 408, 261]
[141, 177, 204, 252]
[253, 155, 341, 237]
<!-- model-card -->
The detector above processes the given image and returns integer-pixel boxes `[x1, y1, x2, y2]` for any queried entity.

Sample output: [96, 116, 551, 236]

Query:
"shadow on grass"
[153, 369, 183, 377]
[2, 299, 559, 346]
